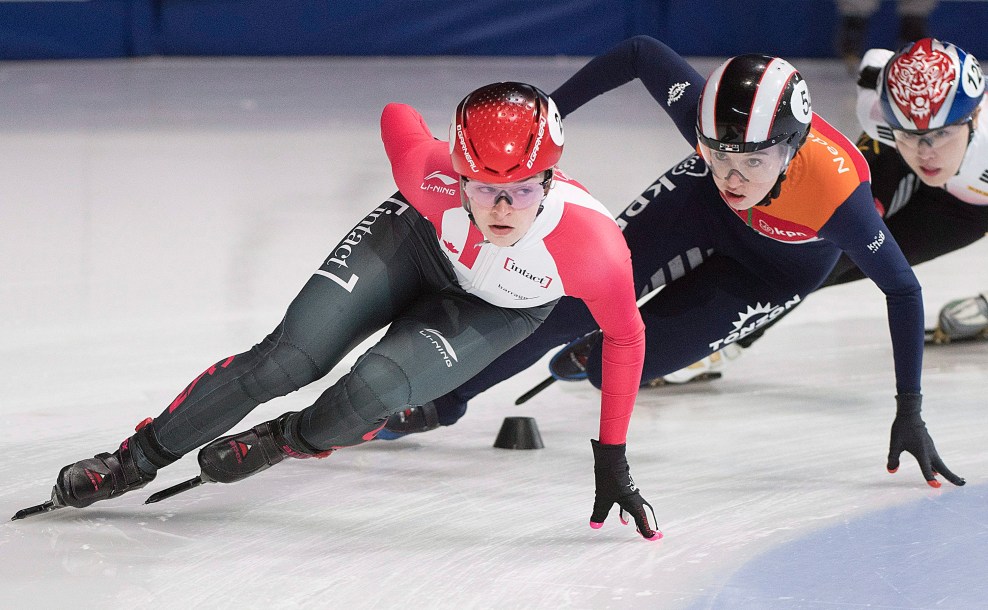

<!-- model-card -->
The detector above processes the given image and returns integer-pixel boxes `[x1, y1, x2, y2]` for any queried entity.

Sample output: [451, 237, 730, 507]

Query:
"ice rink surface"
[1, 55, 986, 609]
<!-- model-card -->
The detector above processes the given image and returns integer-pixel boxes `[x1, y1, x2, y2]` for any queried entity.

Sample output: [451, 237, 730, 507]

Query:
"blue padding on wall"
[662, 0, 841, 58]
[1, 0, 987, 60]
[905, 2, 987, 57]
[0, 0, 134, 59]
[156, 0, 627, 56]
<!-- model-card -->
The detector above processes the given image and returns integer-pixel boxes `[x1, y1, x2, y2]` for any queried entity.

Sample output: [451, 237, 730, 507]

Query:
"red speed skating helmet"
[450, 82, 564, 184]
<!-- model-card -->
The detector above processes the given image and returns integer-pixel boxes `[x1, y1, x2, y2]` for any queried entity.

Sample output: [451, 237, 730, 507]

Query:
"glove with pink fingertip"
[589, 440, 662, 541]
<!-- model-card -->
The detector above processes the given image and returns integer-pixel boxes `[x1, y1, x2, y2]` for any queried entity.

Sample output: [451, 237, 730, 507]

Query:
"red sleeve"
[380, 103, 456, 218]
[546, 204, 645, 445]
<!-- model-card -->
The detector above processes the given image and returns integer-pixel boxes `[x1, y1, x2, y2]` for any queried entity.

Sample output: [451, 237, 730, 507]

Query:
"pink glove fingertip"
[589, 521, 603, 529]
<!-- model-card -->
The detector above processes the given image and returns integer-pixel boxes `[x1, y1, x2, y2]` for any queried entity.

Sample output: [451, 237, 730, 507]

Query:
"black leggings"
[145, 193, 552, 456]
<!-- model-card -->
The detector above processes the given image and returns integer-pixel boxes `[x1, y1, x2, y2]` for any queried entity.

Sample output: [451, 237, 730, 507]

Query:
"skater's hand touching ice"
[887, 393, 965, 488]
[589, 440, 662, 540]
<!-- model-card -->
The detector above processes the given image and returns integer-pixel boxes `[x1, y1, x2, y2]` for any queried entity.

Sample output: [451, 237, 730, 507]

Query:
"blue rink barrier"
[2, 0, 987, 60]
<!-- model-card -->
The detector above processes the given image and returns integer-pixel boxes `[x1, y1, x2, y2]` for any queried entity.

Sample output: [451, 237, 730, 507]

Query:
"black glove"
[887, 393, 965, 488]
[590, 440, 661, 540]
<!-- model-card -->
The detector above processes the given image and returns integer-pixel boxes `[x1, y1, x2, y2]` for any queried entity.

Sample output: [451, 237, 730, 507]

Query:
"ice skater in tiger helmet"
[859, 38, 988, 344]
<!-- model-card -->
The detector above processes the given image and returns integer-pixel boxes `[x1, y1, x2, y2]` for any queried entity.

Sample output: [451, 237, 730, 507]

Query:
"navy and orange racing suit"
[428, 35, 923, 426]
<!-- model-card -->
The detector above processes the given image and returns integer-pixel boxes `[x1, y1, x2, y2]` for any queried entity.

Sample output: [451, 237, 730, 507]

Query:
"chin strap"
[957, 120, 977, 177]
[534, 168, 553, 217]
[458, 177, 479, 228]
[756, 171, 788, 207]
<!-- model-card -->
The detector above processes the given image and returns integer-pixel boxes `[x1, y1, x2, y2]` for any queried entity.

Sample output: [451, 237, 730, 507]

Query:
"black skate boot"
[549, 331, 602, 381]
[197, 412, 331, 484]
[376, 402, 441, 440]
[54, 419, 177, 509]
[145, 412, 333, 505]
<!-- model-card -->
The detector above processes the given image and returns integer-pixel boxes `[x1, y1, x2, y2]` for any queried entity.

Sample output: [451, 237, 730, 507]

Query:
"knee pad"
[347, 351, 412, 423]
[296, 352, 411, 449]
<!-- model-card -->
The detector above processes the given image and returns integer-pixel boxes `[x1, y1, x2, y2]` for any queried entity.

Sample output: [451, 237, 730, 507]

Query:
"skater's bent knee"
[349, 352, 412, 419]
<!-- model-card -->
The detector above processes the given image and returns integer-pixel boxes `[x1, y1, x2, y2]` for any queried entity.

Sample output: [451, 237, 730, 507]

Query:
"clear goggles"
[892, 121, 971, 150]
[462, 173, 550, 210]
[699, 141, 794, 183]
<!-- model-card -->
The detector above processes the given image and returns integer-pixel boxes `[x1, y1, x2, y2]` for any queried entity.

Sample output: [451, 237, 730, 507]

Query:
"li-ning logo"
[526, 117, 548, 169]
[667, 82, 690, 106]
[504, 257, 552, 288]
[456, 125, 480, 173]
[708, 295, 802, 351]
[866, 230, 886, 253]
[422, 171, 457, 196]
[419, 328, 458, 368]
[315, 197, 409, 292]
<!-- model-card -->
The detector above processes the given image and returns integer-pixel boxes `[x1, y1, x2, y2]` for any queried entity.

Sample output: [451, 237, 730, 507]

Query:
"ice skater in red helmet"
[19, 82, 659, 541]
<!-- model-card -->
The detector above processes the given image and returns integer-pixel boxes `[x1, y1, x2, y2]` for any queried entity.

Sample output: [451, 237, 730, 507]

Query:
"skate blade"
[515, 375, 556, 405]
[11, 488, 65, 520]
[646, 371, 722, 388]
[145, 475, 206, 504]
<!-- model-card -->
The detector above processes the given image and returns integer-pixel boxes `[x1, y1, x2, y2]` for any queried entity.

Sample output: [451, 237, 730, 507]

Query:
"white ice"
[1, 56, 986, 609]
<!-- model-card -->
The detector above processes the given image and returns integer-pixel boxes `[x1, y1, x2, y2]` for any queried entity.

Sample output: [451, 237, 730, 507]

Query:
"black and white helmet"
[696, 54, 813, 154]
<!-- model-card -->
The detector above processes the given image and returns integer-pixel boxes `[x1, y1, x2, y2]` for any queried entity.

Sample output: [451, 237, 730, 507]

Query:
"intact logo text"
[316, 197, 409, 292]
[504, 257, 553, 288]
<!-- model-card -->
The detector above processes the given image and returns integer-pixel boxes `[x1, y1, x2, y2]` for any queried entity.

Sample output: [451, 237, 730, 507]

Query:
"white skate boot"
[647, 343, 742, 387]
